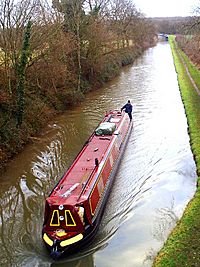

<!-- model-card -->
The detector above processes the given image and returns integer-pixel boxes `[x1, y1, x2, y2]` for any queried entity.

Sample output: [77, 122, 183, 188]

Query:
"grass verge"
[152, 36, 200, 266]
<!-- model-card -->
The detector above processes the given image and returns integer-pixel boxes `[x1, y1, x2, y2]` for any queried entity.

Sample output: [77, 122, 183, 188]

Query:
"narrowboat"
[42, 110, 133, 259]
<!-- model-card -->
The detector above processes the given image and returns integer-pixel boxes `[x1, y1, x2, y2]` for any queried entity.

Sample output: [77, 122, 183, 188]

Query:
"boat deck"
[48, 111, 125, 205]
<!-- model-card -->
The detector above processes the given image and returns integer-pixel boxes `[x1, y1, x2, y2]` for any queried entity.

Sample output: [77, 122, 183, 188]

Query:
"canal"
[0, 43, 197, 267]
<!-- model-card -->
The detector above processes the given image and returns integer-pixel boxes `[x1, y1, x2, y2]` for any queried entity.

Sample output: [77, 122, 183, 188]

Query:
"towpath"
[177, 49, 200, 96]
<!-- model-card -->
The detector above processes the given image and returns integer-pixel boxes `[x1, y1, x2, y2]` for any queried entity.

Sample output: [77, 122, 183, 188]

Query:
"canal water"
[0, 43, 197, 267]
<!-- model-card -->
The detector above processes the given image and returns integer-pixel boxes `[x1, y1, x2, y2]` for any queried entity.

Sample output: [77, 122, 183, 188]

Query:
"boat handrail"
[77, 165, 97, 201]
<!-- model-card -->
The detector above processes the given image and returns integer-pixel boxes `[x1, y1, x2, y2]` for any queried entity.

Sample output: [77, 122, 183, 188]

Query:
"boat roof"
[47, 111, 126, 206]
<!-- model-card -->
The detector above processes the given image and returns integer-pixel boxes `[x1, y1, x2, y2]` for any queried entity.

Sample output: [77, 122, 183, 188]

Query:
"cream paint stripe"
[43, 233, 53, 247]
[97, 174, 104, 194]
[60, 234, 83, 247]
[110, 154, 114, 166]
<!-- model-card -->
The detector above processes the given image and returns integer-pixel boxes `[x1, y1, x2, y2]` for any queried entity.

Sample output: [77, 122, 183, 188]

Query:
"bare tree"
[0, 0, 43, 93]
[52, 0, 87, 92]
[192, 1, 200, 31]
[106, 0, 143, 48]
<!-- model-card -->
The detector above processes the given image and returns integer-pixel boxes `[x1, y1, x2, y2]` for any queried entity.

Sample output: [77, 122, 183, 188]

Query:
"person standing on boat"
[121, 100, 133, 121]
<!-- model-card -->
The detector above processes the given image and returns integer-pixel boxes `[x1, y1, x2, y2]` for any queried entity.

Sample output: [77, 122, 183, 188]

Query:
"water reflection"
[0, 43, 197, 267]
[0, 180, 44, 266]
[152, 199, 178, 243]
[144, 200, 179, 265]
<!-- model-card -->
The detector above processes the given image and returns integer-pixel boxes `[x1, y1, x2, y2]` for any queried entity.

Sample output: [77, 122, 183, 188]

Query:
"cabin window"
[65, 210, 76, 226]
[50, 210, 60, 226]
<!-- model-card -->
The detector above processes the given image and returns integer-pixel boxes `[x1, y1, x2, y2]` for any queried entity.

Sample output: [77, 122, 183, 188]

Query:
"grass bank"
[153, 36, 200, 266]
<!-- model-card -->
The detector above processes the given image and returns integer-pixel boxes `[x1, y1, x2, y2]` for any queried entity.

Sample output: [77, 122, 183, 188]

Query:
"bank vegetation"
[0, 0, 156, 170]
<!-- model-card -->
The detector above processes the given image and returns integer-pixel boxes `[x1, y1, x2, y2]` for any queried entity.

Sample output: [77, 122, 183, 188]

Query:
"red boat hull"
[42, 110, 132, 259]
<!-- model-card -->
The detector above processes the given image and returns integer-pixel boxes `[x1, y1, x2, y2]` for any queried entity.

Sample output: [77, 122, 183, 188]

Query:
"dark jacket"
[121, 103, 132, 114]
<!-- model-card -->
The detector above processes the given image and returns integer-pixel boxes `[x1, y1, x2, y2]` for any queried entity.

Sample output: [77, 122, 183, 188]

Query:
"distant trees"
[151, 8, 200, 69]
[151, 1, 200, 35]
[189, 1, 200, 32]
[108, 0, 138, 48]
[151, 17, 189, 35]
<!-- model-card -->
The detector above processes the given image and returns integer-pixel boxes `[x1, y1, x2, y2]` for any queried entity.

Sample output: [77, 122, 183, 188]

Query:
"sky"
[133, 0, 199, 17]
